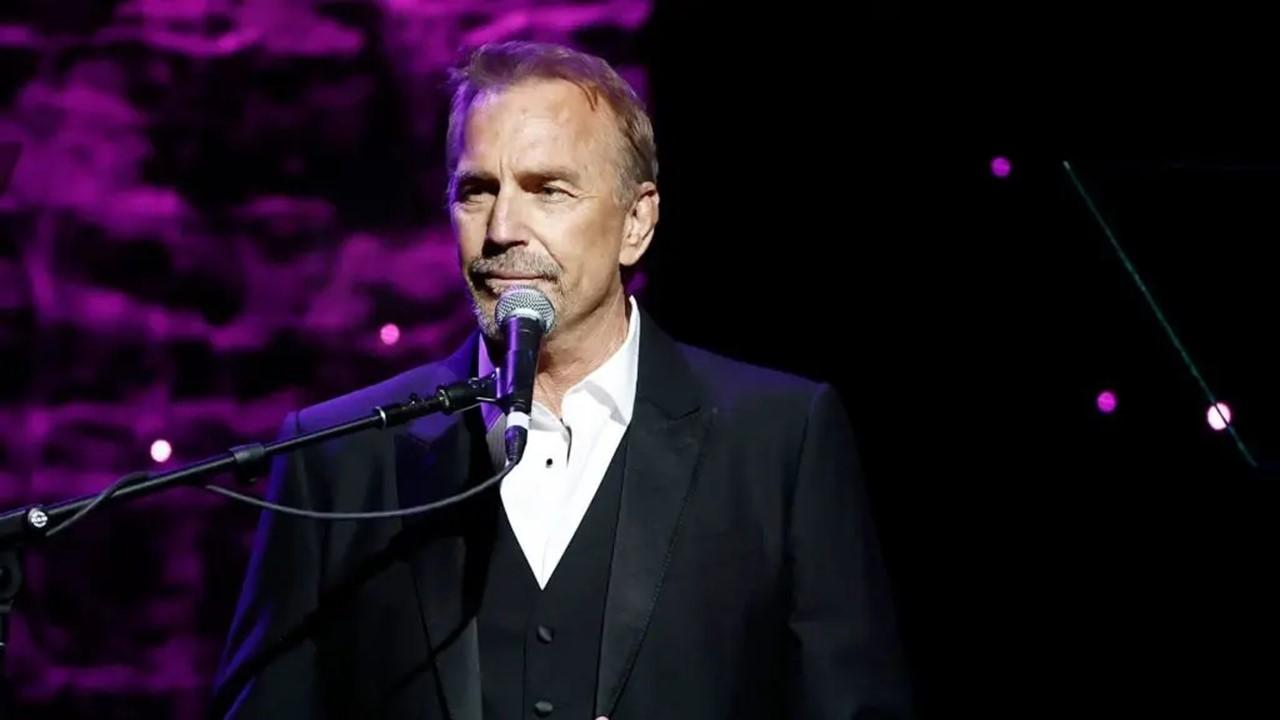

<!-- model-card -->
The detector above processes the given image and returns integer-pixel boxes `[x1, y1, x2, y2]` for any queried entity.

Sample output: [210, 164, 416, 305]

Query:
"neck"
[530, 290, 630, 416]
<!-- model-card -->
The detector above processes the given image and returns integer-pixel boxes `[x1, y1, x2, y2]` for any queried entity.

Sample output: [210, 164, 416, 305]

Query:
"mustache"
[467, 252, 561, 281]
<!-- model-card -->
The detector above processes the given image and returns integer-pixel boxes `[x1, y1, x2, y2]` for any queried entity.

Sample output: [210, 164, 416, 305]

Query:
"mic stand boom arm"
[0, 372, 497, 708]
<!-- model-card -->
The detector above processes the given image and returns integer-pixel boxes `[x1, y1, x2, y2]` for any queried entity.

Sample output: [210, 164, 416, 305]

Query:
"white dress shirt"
[479, 296, 640, 589]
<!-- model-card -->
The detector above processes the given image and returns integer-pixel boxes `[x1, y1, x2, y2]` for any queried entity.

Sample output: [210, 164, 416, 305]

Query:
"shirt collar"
[479, 295, 641, 429]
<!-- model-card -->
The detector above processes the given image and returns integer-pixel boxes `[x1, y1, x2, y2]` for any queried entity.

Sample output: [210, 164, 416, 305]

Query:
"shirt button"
[534, 700, 554, 717]
[545, 458, 553, 468]
[536, 625, 554, 644]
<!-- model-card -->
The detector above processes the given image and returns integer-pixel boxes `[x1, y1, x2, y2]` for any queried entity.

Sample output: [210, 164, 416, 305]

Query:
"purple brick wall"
[0, 1, 650, 716]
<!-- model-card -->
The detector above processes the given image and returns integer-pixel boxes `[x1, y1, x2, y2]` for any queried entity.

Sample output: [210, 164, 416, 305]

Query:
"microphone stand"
[0, 373, 497, 712]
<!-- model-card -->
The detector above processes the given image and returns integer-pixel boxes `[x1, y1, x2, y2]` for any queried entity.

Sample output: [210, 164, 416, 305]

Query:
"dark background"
[647, 6, 1280, 718]
[2, 1, 1278, 717]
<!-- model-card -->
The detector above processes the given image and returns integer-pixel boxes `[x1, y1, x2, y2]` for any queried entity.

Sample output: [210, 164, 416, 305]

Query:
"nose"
[486, 186, 528, 248]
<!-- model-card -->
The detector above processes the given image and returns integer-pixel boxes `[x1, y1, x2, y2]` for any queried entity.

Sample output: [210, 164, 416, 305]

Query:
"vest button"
[534, 700, 554, 717]
[536, 625, 555, 644]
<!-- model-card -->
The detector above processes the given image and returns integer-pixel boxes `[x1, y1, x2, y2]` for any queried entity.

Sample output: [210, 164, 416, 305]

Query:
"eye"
[450, 176, 498, 206]
[455, 187, 488, 204]
[538, 185, 570, 199]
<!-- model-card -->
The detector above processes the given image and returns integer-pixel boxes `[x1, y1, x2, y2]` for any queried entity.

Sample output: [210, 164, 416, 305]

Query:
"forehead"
[456, 79, 617, 174]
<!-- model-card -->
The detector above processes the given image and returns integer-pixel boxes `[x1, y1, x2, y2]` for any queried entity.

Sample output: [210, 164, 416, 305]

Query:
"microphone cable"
[41, 460, 514, 537]
[201, 460, 514, 520]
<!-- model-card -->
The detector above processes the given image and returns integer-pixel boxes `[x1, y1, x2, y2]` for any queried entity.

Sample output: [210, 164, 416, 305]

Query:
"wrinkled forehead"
[455, 79, 619, 179]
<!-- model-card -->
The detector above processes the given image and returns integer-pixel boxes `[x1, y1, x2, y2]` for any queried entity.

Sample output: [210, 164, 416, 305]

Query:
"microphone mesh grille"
[495, 287, 557, 333]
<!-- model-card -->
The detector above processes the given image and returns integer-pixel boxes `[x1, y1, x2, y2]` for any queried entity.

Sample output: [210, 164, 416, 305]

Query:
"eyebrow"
[451, 170, 495, 187]
[520, 165, 582, 186]
[449, 170, 496, 200]
[451, 166, 584, 188]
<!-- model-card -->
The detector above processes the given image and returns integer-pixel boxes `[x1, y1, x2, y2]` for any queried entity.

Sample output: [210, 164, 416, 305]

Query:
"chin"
[464, 292, 499, 338]
[473, 311, 503, 340]
[467, 282, 567, 336]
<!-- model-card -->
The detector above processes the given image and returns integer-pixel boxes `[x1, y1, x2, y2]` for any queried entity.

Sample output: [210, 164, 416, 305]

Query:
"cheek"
[452, 212, 486, 259]
[549, 230, 609, 290]
[547, 206, 622, 264]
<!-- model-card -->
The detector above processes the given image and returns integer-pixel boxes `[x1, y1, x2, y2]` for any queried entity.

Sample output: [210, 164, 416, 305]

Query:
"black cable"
[45, 470, 151, 538]
[200, 461, 515, 520]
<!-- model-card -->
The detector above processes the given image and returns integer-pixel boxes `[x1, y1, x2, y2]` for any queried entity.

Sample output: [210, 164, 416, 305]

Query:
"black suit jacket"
[211, 308, 912, 719]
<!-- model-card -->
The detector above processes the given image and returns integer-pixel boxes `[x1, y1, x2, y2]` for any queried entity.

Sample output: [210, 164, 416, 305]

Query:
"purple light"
[379, 323, 400, 346]
[1207, 402, 1233, 431]
[150, 439, 172, 463]
[1096, 390, 1117, 414]
[990, 156, 1012, 179]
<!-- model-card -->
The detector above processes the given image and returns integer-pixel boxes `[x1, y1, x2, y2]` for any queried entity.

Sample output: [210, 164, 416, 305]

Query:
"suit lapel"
[394, 333, 493, 720]
[387, 311, 713, 718]
[596, 310, 713, 716]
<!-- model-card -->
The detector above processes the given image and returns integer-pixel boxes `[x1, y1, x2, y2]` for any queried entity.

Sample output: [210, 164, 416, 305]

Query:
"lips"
[477, 275, 552, 295]
[484, 273, 543, 281]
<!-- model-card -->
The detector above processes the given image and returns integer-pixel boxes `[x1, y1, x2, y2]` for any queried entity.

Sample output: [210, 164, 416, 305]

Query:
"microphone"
[494, 287, 556, 464]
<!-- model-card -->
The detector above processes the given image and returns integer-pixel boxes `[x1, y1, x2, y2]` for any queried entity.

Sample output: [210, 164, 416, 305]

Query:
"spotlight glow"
[150, 439, 172, 463]
[1207, 402, 1232, 431]
[380, 323, 401, 346]
[990, 156, 1012, 178]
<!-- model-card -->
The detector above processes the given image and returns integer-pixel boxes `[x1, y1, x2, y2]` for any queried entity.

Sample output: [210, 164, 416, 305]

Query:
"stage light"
[990, 156, 1012, 179]
[1207, 402, 1232, 431]
[1096, 390, 1117, 414]
[150, 439, 172, 463]
[380, 323, 401, 346]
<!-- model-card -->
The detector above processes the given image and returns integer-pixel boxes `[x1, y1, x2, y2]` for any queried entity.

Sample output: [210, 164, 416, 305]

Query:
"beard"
[463, 249, 563, 339]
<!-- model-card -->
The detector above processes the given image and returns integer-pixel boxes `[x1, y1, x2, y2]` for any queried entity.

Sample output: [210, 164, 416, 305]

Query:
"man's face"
[450, 79, 648, 338]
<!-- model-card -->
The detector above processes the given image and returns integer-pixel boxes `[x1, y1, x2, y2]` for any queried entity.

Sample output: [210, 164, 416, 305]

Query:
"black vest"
[477, 434, 628, 720]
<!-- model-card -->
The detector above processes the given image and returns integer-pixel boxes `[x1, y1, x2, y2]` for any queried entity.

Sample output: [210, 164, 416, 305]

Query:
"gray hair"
[446, 41, 658, 198]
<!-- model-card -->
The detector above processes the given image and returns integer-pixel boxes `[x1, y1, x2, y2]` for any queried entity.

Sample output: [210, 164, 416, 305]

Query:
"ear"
[619, 181, 659, 267]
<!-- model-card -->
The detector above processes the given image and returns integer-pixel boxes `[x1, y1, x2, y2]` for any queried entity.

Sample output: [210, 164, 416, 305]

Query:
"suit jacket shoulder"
[293, 336, 477, 433]
[670, 340, 841, 457]
[676, 341, 826, 408]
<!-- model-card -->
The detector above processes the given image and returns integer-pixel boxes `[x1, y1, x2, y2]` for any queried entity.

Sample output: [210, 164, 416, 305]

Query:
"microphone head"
[495, 286, 556, 333]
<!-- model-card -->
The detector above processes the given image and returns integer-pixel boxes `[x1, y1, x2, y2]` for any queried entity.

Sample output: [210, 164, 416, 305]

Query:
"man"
[212, 41, 911, 719]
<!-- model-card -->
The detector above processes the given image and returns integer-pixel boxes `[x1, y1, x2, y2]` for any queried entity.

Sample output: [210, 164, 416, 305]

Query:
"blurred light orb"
[150, 439, 172, 463]
[1207, 402, 1232, 431]
[1096, 390, 1117, 415]
[380, 323, 401, 346]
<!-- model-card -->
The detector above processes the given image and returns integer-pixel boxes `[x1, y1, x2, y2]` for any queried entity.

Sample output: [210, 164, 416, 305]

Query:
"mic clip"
[434, 372, 500, 415]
